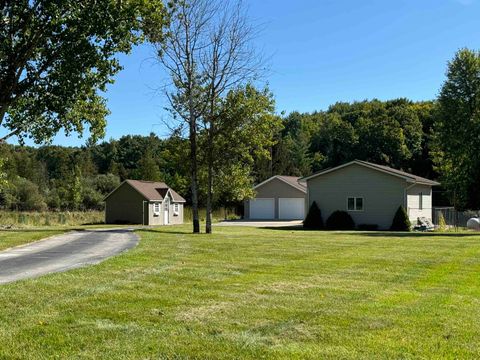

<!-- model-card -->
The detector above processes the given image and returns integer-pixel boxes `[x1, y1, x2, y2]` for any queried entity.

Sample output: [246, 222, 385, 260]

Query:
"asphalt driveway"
[0, 229, 138, 284]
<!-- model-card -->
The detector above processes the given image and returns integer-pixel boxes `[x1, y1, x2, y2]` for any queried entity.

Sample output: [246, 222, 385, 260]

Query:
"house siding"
[105, 183, 147, 224]
[307, 164, 407, 230]
[148, 198, 184, 225]
[407, 184, 432, 225]
[244, 178, 306, 219]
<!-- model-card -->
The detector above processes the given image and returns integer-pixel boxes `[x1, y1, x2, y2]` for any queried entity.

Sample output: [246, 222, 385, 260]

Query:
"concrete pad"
[215, 220, 303, 227]
[0, 229, 138, 284]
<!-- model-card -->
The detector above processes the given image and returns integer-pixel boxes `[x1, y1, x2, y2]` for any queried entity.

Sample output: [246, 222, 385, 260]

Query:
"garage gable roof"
[254, 175, 307, 193]
[302, 160, 440, 186]
[105, 180, 186, 202]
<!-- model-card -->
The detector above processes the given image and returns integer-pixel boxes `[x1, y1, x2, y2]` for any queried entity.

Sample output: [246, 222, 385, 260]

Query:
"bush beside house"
[390, 206, 411, 231]
[303, 201, 323, 229]
[326, 211, 355, 230]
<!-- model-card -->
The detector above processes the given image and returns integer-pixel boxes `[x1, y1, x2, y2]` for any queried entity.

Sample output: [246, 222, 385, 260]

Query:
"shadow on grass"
[0, 229, 65, 233]
[260, 226, 479, 237]
[138, 228, 196, 235]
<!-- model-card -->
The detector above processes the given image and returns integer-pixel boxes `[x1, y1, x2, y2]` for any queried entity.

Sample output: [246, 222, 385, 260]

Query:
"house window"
[419, 192, 423, 210]
[174, 203, 179, 213]
[347, 197, 364, 211]
[153, 203, 160, 215]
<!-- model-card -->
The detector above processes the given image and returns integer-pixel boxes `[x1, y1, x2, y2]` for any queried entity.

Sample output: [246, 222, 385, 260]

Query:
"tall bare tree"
[148, 0, 265, 233]
[147, 0, 215, 233]
[201, 0, 265, 233]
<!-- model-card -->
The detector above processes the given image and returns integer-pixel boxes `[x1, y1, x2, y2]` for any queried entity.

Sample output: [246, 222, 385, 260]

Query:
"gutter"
[404, 181, 417, 212]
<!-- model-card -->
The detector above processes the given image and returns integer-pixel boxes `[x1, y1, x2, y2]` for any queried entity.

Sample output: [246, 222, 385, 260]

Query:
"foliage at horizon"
[432, 48, 480, 210]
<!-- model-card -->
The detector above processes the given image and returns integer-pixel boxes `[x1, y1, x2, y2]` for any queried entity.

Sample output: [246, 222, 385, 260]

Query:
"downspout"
[306, 181, 310, 220]
[404, 181, 416, 219]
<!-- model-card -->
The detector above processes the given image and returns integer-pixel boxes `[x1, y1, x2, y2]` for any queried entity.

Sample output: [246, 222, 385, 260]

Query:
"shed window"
[347, 197, 364, 211]
[174, 203, 179, 213]
[419, 192, 423, 210]
[153, 203, 160, 215]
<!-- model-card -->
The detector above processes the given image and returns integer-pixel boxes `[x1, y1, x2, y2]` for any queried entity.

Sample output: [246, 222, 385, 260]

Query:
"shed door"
[163, 198, 169, 225]
[279, 198, 305, 220]
[249, 198, 275, 219]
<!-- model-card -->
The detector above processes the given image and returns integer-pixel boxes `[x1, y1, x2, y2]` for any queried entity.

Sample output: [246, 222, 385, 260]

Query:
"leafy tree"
[92, 174, 121, 196]
[67, 167, 83, 210]
[7, 177, 47, 211]
[303, 201, 323, 229]
[207, 85, 282, 216]
[0, 0, 166, 144]
[148, 0, 266, 233]
[137, 149, 163, 181]
[310, 113, 357, 170]
[433, 48, 480, 209]
[390, 206, 411, 231]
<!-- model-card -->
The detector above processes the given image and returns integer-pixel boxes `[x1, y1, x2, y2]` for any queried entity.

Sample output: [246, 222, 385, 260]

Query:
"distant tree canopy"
[3, 47, 480, 211]
[254, 99, 437, 182]
[0, 97, 443, 212]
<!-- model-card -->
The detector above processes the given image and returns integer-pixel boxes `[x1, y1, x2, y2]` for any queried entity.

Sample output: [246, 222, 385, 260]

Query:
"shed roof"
[105, 180, 186, 202]
[302, 160, 440, 186]
[254, 175, 307, 193]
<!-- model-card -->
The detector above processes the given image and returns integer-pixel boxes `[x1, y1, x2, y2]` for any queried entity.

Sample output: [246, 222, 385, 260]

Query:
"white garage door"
[279, 198, 305, 220]
[249, 198, 275, 219]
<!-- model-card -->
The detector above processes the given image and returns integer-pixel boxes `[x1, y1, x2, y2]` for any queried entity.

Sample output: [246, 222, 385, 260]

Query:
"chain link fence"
[433, 207, 480, 228]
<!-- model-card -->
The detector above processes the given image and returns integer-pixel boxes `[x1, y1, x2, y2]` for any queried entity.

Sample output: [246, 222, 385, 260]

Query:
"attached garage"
[249, 198, 275, 219]
[279, 198, 305, 220]
[244, 176, 307, 220]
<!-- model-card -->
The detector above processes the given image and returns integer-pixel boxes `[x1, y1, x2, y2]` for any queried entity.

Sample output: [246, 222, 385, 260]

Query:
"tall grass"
[183, 206, 240, 222]
[0, 211, 104, 227]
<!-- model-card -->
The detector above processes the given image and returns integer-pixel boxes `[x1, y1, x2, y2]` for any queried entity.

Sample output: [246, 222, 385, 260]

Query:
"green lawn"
[1, 226, 480, 359]
[0, 229, 67, 251]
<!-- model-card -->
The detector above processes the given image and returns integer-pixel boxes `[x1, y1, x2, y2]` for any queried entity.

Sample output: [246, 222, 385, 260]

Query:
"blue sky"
[10, 0, 480, 145]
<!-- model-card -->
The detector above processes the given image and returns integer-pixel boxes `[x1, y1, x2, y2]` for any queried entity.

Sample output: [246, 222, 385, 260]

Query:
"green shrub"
[437, 212, 447, 231]
[326, 210, 355, 230]
[357, 224, 378, 231]
[303, 201, 323, 229]
[390, 206, 411, 231]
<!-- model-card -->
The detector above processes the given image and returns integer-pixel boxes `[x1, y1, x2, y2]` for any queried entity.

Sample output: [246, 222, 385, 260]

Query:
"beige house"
[303, 160, 440, 229]
[244, 175, 306, 220]
[105, 180, 186, 225]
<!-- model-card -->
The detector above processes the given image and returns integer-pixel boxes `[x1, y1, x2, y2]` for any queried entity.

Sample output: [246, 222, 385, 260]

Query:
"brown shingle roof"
[276, 176, 307, 191]
[106, 179, 186, 202]
[254, 175, 307, 193]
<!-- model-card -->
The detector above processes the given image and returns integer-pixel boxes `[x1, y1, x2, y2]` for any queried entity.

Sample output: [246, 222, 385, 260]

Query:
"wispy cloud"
[454, 0, 475, 5]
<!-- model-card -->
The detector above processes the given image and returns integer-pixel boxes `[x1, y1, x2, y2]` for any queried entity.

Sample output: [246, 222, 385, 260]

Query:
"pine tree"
[390, 206, 411, 231]
[303, 201, 323, 229]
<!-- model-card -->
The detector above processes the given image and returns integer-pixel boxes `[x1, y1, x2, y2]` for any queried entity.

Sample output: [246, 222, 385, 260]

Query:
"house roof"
[105, 179, 186, 202]
[302, 160, 440, 186]
[254, 175, 307, 193]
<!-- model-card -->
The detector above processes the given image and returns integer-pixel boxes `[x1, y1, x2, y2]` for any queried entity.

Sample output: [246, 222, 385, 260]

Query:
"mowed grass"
[0, 229, 67, 251]
[1, 226, 480, 358]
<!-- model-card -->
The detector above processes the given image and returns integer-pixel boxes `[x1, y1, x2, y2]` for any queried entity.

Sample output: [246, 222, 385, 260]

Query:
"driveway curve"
[0, 229, 138, 284]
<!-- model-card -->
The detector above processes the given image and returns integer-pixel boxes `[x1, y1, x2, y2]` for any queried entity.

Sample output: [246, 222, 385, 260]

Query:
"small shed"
[105, 180, 186, 225]
[244, 175, 307, 220]
[303, 160, 440, 229]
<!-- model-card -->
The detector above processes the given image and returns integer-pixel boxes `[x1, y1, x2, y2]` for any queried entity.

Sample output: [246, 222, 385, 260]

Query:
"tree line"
[1, 1, 480, 233]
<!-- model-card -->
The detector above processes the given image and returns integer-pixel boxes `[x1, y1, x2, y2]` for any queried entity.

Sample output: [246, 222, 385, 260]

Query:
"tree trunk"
[189, 114, 200, 234]
[205, 124, 214, 234]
